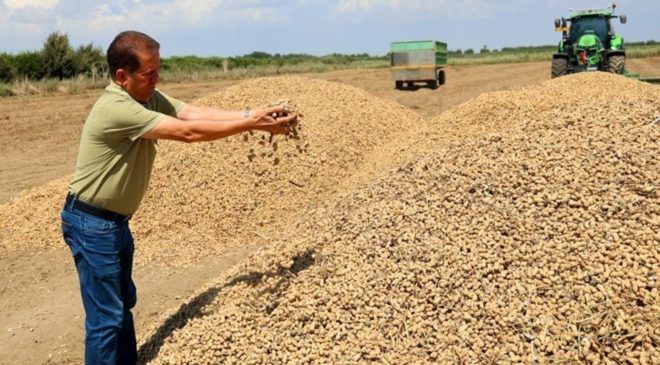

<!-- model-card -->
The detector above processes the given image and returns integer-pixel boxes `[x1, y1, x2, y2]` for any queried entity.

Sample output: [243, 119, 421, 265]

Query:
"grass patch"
[448, 44, 660, 65]
[159, 59, 389, 83]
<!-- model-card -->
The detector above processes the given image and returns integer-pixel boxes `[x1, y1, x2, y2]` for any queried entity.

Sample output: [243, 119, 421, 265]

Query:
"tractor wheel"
[395, 81, 403, 90]
[551, 58, 568, 78]
[438, 70, 446, 85]
[607, 55, 625, 74]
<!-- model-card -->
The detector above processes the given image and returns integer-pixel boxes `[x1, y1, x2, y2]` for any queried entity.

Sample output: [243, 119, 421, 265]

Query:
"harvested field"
[145, 73, 659, 364]
[1, 63, 659, 365]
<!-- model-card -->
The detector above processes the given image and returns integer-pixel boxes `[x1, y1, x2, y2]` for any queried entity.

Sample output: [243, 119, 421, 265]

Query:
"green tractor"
[552, 3, 627, 78]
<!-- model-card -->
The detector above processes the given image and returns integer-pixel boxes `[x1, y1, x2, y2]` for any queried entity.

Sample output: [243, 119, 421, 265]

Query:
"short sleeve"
[150, 90, 186, 117]
[103, 98, 166, 142]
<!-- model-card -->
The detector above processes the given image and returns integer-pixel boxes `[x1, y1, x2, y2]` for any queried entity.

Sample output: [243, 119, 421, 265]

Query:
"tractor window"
[569, 16, 609, 45]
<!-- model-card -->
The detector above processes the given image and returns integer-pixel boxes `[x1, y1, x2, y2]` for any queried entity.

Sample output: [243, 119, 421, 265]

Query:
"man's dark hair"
[107, 31, 160, 80]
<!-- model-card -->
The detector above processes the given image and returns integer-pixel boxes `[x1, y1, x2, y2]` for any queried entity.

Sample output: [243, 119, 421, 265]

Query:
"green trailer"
[390, 40, 447, 90]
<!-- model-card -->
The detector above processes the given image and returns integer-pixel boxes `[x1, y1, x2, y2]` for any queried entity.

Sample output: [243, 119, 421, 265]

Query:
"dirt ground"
[0, 58, 658, 364]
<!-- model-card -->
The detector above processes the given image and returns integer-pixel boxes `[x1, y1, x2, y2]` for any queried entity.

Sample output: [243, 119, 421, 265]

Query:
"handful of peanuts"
[243, 100, 308, 165]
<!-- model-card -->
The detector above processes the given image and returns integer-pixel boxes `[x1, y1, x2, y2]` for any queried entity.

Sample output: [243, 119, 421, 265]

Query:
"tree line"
[0, 32, 106, 82]
[0, 32, 386, 83]
[1, 32, 657, 83]
[161, 52, 385, 73]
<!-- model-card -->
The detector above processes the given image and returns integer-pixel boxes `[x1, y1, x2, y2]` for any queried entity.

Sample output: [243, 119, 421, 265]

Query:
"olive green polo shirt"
[68, 82, 185, 216]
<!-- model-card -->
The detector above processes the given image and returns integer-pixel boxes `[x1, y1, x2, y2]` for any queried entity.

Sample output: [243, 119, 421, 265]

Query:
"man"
[60, 31, 296, 365]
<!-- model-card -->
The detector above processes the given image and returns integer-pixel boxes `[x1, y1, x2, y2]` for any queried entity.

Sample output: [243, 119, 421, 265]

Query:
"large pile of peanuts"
[145, 73, 658, 364]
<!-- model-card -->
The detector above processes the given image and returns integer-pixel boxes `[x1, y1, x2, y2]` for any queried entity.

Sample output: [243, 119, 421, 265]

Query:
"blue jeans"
[61, 200, 138, 365]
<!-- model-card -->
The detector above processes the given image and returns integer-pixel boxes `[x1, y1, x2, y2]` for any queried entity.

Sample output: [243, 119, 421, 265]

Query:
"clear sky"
[1, 0, 658, 57]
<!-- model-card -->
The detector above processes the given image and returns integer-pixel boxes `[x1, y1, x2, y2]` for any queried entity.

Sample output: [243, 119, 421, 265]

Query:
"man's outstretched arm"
[142, 106, 296, 143]
[176, 104, 254, 122]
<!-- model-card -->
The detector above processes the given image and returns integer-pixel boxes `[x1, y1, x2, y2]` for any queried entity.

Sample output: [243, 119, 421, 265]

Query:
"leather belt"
[66, 193, 130, 222]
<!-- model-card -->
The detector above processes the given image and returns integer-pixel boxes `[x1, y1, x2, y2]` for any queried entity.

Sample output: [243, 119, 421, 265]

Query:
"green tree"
[73, 43, 106, 78]
[42, 32, 75, 79]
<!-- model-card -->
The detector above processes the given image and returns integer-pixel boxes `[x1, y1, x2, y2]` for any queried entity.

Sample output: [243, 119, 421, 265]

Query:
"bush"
[162, 55, 225, 72]
[11, 51, 45, 79]
[0, 54, 16, 82]
[42, 32, 75, 79]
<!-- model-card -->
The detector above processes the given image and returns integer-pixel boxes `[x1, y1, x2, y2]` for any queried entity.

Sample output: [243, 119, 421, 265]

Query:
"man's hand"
[250, 106, 298, 135]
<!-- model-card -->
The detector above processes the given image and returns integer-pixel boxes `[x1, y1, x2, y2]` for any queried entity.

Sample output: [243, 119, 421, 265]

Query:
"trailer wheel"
[427, 80, 439, 89]
[438, 70, 446, 85]
[395, 81, 403, 90]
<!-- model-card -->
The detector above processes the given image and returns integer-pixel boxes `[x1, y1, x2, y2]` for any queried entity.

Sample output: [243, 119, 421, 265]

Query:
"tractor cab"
[569, 15, 610, 48]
